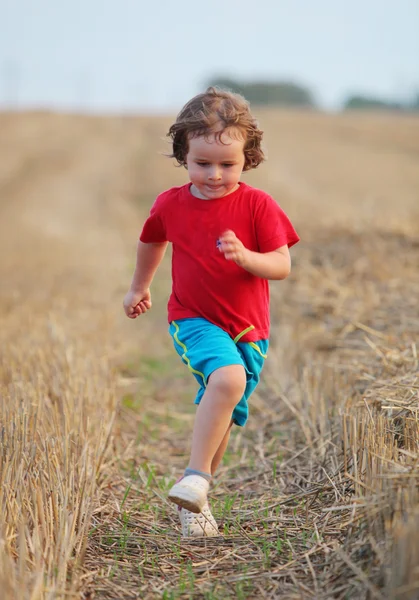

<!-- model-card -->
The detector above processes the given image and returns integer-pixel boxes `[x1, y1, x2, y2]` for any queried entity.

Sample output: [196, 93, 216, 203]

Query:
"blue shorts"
[169, 318, 268, 427]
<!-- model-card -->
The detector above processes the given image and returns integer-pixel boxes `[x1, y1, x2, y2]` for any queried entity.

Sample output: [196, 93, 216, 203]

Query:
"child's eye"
[195, 162, 235, 167]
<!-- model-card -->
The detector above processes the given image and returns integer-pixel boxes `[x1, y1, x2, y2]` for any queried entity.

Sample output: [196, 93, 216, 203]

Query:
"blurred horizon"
[1, 0, 418, 114]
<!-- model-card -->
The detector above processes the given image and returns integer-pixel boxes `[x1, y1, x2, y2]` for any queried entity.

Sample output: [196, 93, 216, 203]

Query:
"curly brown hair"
[167, 87, 265, 171]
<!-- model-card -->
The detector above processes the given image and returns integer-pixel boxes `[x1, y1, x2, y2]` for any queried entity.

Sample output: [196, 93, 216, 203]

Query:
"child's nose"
[208, 166, 222, 180]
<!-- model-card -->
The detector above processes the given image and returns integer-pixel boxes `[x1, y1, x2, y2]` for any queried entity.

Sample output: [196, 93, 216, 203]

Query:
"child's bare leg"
[187, 365, 246, 474]
[211, 420, 234, 475]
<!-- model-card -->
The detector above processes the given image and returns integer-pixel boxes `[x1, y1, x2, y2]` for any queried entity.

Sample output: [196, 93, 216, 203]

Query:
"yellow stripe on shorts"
[248, 342, 268, 359]
[234, 326, 267, 358]
[172, 321, 207, 386]
[233, 325, 255, 344]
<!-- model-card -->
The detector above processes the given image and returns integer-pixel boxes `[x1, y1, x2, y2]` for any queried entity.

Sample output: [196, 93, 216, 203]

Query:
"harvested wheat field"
[0, 109, 418, 599]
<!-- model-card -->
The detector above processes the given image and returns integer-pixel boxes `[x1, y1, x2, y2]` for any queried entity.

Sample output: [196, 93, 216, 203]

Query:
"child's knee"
[208, 365, 247, 400]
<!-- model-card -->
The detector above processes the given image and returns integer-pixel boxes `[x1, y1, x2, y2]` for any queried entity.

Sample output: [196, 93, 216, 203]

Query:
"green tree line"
[207, 77, 315, 107]
[207, 76, 419, 111]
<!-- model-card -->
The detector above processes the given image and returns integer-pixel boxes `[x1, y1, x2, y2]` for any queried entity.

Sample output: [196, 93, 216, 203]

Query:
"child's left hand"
[218, 230, 249, 268]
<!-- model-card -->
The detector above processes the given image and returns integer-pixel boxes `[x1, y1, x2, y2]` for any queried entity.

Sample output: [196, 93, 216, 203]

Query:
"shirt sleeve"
[139, 194, 167, 243]
[255, 194, 300, 253]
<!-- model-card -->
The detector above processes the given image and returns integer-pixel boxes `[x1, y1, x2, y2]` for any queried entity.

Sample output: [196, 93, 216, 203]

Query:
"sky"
[1, 0, 418, 113]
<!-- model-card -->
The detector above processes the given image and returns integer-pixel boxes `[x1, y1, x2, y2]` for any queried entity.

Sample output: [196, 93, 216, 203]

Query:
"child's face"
[186, 129, 246, 200]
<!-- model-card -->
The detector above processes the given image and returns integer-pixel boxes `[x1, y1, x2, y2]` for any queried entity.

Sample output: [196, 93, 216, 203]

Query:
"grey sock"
[183, 468, 212, 482]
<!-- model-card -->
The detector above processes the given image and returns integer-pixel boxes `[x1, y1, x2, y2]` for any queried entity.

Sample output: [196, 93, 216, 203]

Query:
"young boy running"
[123, 87, 299, 537]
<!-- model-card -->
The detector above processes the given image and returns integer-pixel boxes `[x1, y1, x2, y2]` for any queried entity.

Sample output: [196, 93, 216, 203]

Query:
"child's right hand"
[123, 289, 152, 319]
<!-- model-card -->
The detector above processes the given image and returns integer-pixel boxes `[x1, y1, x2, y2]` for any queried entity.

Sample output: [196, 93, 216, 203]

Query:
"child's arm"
[123, 241, 168, 318]
[218, 230, 291, 280]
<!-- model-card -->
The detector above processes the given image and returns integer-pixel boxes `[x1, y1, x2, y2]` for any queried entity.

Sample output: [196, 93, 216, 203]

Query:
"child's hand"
[123, 289, 152, 319]
[218, 230, 249, 268]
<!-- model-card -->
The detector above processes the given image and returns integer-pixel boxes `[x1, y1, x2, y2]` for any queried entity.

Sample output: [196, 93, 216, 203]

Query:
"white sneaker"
[168, 474, 209, 513]
[179, 503, 219, 537]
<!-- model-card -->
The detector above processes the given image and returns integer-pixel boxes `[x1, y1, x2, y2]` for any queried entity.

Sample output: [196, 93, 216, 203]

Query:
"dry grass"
[0, 110, 418, 599]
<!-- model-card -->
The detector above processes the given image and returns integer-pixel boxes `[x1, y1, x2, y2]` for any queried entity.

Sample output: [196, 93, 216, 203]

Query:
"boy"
[123, 87, 299, 536]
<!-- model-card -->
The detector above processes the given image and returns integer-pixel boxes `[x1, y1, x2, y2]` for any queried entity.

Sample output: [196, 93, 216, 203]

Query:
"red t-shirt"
[140, 182, 299, 342]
